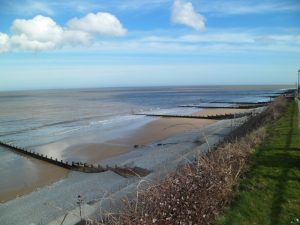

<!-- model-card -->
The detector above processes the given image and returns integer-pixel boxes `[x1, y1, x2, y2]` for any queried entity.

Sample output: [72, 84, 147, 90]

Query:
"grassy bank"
[217, 100, 300, 225]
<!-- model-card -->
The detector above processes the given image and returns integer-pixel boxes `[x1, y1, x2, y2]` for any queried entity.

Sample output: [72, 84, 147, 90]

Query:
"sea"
[0, 85, 291, 201]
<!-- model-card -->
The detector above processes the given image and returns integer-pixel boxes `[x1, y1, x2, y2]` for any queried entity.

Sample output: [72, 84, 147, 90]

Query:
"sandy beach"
[72, 143, 130, 163]
[0, 108, 246, 203]
[74, 108, 246, 162]
[73, 117, 217, 163]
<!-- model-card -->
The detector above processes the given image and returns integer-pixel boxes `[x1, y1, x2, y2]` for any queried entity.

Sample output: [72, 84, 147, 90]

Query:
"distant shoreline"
[0, 84, 294, 93]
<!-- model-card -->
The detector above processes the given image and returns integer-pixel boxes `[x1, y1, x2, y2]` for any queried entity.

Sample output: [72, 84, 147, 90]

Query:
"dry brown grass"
[97, 97, 289, 225]
[266, 96, 287, 120]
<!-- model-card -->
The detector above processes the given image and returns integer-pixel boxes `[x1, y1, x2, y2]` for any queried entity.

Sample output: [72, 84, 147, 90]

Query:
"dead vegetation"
[98, 97, 288, 225]
[225, 96, 287, 141]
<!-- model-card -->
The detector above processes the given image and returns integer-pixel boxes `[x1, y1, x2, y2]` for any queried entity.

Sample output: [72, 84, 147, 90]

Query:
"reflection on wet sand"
[0, 150, 68, 203]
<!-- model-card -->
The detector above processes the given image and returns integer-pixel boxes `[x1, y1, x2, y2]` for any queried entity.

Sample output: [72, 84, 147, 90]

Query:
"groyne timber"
[179, 104, 264, 109]
[135, 111, 252, 120]
[179, 100, 271, 109]
[0, 141, 150, 177]
[211, 101, 271, 105]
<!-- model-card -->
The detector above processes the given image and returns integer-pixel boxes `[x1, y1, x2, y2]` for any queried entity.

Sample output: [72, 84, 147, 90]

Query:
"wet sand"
[118, 117, 215, 146]
[114, 108, 246, 146]
[0, 154, 68, 203]
[72, 143, 130, 164]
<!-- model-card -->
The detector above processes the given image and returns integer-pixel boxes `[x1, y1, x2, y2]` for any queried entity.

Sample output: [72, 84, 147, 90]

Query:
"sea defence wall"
[0, 141, 150, 177]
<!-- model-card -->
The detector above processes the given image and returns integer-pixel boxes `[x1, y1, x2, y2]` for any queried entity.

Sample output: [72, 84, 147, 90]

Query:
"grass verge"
[216, 100, 300, 225]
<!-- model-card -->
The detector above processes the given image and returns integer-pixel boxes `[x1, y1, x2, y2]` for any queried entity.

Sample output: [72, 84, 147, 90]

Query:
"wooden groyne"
[280, 89, 296, 95]
[259, 95, 280, 98]
[0, 141, 150, 177]
[180, 91, 294, 109]
[135, 112, 252, 120]
[179, 99, 273, 109]
[210, 101, 271, 105]
[179, 104, 264, 109]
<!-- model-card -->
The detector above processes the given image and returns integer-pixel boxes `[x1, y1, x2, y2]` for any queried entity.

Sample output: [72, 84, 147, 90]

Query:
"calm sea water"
[0, 85, 290, 197]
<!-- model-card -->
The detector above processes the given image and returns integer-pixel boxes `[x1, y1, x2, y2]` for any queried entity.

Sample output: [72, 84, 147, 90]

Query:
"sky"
[0, 0, 299, 91]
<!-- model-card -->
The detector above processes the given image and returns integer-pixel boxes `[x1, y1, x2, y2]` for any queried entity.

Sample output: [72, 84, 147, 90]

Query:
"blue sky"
[0, 0, 299, 90]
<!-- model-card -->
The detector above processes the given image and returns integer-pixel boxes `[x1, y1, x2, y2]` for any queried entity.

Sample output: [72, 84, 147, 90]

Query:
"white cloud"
[67, 12, 127, 36]
[0, 33, 10, 53]
[11, 15, 63, 51]
[172, 0, 205, 31]
[11, 34, 58, 51]
[61, 30, 92, 46]
[4, 12, 126, 52]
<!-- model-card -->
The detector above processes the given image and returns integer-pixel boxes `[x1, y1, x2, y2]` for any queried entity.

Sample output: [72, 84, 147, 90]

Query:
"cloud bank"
[1, 12, 127, 52]
[172, 0, 205, 31]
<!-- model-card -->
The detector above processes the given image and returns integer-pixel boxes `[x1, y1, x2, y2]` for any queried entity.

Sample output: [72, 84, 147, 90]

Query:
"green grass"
[216, 101, 300, 225]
